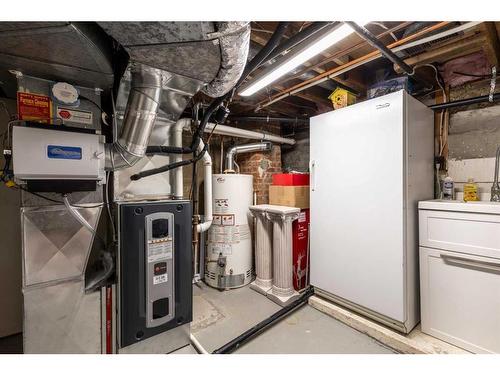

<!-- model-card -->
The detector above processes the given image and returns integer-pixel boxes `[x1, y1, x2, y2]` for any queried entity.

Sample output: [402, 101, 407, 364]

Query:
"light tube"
[240, 23, 364, 97]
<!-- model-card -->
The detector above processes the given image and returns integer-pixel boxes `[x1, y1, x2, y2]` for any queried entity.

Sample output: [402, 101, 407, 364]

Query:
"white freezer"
[309, 90, 434, 332]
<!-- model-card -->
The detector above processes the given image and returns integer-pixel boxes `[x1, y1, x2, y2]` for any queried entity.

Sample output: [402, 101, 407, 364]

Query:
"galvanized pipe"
[105, 64, 163, 170]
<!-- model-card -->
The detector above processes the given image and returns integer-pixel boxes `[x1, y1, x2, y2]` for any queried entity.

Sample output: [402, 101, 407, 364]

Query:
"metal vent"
[205, 270, 216, 280]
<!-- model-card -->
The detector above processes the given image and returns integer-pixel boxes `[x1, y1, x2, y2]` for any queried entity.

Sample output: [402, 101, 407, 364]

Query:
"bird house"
[328, 87, 356, 110]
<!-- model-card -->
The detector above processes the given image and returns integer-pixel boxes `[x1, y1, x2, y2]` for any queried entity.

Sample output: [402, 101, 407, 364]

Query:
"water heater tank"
[205, 174, 254, 289]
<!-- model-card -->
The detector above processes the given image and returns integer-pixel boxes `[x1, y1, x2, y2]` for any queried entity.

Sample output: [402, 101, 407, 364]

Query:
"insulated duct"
[202, 22, 251, 97]
[105, 65, 163, 170]
[225, 142, 272, 172]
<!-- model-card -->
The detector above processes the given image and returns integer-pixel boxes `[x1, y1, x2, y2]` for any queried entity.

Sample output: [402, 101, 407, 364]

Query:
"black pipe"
[228, 116, 309, 124]
[346, 22, 414, 76]
[131, 22, 290, 181]
[264, 22, 333, 63]
[429, 93, 500, 111]
[212, 286, 314, 354]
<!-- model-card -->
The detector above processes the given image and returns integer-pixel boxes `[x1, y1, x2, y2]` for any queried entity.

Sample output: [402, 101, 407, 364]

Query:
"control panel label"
[153, 274, 168, 285]
[211, 243, 232, 255]
[214, 198, 229, 213]
[47, 145, 82, 160]
[147, 239, 173, 263]
[56, 106, 93, 125]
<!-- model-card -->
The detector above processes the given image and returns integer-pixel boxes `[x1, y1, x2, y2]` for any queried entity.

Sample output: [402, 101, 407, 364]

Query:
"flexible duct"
[202, 22, 251, 98]
[225, 142, 272, 172]
[105, 64, 163, 170]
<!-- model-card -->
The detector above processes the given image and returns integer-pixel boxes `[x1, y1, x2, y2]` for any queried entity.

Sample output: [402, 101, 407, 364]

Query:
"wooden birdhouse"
[328, 87, 356, 110]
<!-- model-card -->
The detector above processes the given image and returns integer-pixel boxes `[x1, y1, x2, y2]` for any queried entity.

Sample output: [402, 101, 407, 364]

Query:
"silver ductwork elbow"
[202, 22, 251, 98]
[105, 65, 164, 170]
[225, 142, 272, 173]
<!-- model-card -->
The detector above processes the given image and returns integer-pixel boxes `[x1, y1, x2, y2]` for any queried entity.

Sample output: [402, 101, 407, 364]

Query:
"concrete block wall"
[446, 80, 500, 199]
[282, 130, 309, 173]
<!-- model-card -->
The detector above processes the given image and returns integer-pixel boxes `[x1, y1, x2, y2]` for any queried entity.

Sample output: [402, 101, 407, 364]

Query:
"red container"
[292, 208, 309, 291]
[272, 173, 310, 186]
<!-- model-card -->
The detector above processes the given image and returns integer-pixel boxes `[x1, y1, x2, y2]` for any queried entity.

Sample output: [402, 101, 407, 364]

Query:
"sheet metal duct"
[0, 22, 114, 88]
[100, 21, 251, 171]
[98, 22, 250, 98]
[105, 64, 164, 170]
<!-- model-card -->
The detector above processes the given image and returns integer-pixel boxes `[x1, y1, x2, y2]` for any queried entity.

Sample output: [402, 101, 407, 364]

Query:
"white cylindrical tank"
[205, 174, 254, 289]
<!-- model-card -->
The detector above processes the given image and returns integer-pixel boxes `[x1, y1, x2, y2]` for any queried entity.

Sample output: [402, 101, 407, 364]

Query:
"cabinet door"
[310, 91, 406, 322]
[420, 246, 500, 353]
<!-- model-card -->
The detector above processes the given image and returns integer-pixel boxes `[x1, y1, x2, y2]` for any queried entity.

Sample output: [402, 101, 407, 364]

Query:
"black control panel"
[118, 200, 192, 348]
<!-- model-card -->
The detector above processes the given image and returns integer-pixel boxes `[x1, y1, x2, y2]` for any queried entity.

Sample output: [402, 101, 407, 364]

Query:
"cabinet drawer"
[419, 246, 500, 353]
[419, 209, 500, 258]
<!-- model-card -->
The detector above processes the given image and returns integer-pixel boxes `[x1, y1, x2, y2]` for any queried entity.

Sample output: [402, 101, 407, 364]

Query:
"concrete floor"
[0, 283, 394, 354]
[190, 283, 394, 354]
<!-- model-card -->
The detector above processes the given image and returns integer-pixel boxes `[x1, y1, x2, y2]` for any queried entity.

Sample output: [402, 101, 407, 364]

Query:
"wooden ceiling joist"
[481, 22, 500, 67]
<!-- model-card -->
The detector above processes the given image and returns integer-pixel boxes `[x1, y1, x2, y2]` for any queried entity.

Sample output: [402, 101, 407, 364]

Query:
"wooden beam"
[481, 22, 500, 67]
[249, 24, 364, 94]
[394, 33, 486, 73]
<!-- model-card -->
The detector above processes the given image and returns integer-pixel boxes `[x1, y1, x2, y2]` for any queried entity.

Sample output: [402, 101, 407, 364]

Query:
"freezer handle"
[440, 253, 500, 273]
[310, 160, 316, 191]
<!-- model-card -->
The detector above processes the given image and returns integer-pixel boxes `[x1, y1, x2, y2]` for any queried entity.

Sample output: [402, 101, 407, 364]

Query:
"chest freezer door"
[310, 91, 406, 322]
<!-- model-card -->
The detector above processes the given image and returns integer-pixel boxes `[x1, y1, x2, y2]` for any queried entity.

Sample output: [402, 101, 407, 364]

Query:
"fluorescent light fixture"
[239, 22, 366, 97]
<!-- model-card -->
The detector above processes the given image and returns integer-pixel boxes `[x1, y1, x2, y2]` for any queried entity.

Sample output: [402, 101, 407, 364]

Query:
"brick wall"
[238, 144, 282, 204]
[181, 121, 284, 208]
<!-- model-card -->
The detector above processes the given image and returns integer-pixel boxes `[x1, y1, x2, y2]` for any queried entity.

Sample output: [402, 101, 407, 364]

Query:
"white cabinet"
[419, 200, 500, 353]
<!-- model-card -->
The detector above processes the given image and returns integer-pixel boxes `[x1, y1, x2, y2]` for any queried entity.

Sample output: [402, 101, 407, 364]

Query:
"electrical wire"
[370, 22, 398, 41]
[79, 95, 105, 114]
[79, 95, 110, 126]
[413, 63, 448, 156]
[105, 171, 116, 242]
[15, 186, 105, 208]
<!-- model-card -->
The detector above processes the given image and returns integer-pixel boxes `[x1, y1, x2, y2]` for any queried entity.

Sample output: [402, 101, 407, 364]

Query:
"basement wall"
[182, 121, 284, 210]
[281, 80, 500, 201]
[446, 80, 500, 200]
[281, 130, 309, 173]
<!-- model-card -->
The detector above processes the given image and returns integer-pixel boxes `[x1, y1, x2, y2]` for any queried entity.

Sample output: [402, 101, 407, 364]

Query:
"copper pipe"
[255, 21, 451, 110]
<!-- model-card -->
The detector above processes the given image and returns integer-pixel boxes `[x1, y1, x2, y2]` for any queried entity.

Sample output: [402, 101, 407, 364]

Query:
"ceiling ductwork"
[98, 21, 251, 170]
[201, 22, 251, 97]
[0, 22, 115, 88]
[98, 21, 251, 98]
[105, 64, 164, 170]
[0, 22, 251, 171]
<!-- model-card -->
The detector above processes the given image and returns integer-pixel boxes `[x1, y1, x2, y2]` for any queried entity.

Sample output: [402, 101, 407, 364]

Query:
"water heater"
[205, 174, 254, 289]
